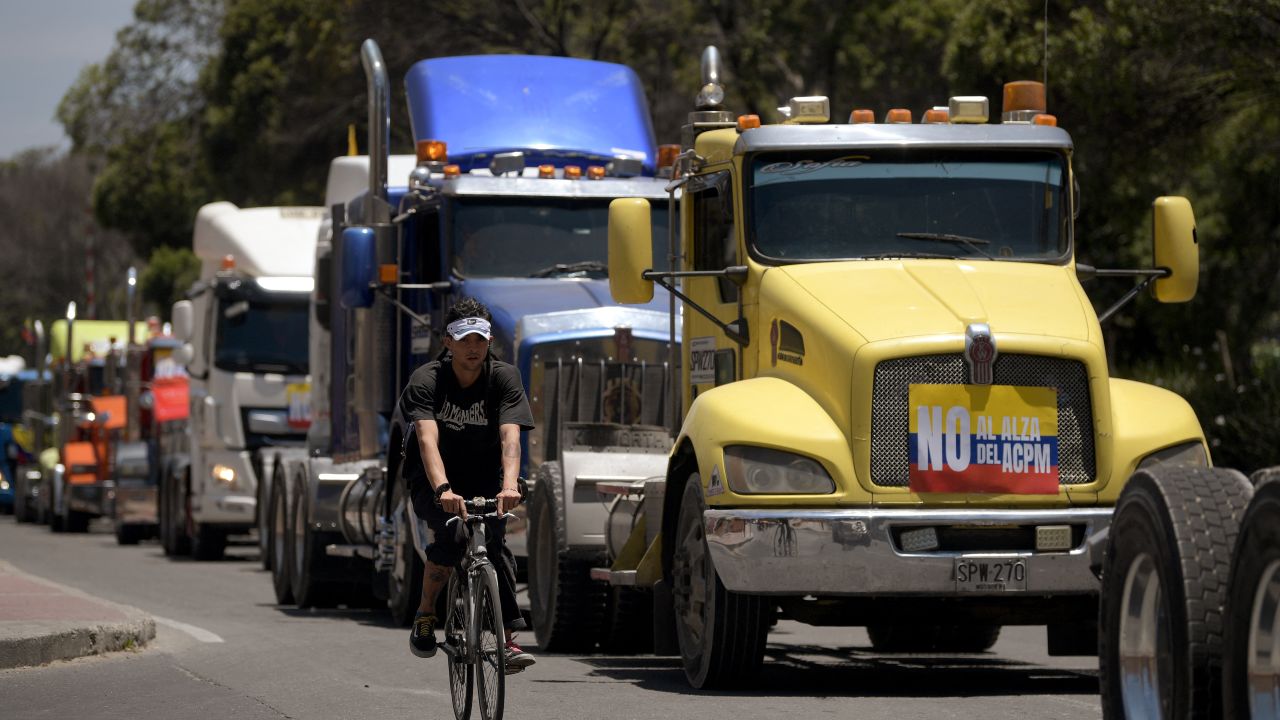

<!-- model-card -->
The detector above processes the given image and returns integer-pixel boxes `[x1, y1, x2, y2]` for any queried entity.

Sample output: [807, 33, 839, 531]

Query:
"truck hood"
[460, 278, 668, 346]
[774, 260, 1092, 343]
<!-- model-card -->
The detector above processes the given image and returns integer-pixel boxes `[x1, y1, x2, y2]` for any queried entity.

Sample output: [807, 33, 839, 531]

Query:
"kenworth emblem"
[964, 323, 997, 385]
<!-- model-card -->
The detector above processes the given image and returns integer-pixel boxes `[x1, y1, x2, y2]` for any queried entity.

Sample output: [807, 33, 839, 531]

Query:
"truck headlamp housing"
[723, 446, 835, 495]
[212, 464, 238, 488]
[1137, 441, 1209, 470]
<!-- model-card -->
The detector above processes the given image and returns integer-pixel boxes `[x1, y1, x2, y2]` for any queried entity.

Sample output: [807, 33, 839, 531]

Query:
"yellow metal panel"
[771, 261, 1093, 343]
[1098, 378, 1207, 503]
[676, 376, 862, 507]
[48, 320, 149, 363]
[693, 128, 738, 165]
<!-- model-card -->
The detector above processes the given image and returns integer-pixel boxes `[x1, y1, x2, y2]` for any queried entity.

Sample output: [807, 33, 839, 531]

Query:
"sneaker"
[504, 638, 535, 673]
[410, 613, 438, 658]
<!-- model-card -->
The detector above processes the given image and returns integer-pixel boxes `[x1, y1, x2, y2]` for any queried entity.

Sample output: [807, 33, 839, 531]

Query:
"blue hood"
[459, 277, 667, 348]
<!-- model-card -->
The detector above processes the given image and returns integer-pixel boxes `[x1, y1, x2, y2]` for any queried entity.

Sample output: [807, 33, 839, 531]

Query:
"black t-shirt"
[399, 358, 534, 498]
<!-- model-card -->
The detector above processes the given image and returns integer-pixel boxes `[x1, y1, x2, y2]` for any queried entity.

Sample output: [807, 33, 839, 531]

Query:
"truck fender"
[1105, 378, 1209, 498]
[674, 376, 852, 496]
[660, 377, 852, 575]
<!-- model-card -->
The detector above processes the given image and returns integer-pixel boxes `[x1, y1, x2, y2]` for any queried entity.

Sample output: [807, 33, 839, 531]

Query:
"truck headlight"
[723, 445, 835, 495]
[212, 464, 238, 489]
[1137, 441, 1209, 470]
[0, 476, 9, 492]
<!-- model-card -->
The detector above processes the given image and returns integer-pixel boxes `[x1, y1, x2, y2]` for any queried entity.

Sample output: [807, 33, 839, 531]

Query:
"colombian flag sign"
[907, 384, 1059, 494]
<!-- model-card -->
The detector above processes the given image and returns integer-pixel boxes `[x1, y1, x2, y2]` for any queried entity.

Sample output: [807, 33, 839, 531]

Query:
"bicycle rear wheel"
[446, 574, 472, 720]
[474, 565, 506, 720]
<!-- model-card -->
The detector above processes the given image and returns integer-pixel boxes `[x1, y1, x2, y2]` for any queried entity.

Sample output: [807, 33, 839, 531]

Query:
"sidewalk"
[0, 560, 155, 669]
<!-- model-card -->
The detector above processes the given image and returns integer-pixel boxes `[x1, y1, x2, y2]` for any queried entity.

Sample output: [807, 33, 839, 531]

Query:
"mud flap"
[1048, 620, 1098, 656]
[652, 579, 679, 656]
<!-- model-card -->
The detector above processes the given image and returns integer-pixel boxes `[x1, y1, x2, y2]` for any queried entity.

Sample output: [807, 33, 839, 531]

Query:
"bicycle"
[441, 496, 518, 720]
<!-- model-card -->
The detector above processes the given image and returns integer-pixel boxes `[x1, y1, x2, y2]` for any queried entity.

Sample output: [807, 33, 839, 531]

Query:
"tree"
[140, 246, 201, 319]
[0, 150, 136, 355]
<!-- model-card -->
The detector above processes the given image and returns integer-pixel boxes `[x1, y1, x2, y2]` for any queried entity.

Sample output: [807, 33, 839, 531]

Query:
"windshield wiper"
[896, 232, 994, 259]
[857, 251, 956, 260]
[527, 260, 609, 278]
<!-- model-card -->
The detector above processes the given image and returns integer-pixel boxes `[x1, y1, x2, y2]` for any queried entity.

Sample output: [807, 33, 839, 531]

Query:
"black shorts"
[408, 476, 506, 568]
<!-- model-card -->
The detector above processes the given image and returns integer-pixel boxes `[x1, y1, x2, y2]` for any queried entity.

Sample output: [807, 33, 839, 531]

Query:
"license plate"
[954, 557, 1027, 592]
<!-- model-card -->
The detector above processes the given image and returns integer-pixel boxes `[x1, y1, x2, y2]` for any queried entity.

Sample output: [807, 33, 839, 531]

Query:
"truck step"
[590, 568, 637, 586]
[326, 543, 376, 559]
[594, 480, 647, 497]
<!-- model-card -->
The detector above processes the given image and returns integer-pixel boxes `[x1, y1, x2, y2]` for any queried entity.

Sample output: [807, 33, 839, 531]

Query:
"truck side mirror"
[340, 226, 377, 309]
[1152, 196, 1198, 303]
[608, 198, 655, 305]
[172, 300, 194, 341]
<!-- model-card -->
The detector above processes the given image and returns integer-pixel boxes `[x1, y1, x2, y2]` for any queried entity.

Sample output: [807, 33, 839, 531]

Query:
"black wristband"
[433, 482, 451, 498]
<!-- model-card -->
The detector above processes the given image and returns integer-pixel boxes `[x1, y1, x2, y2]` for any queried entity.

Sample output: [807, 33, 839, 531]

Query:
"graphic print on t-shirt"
[437, 398, 487, 431]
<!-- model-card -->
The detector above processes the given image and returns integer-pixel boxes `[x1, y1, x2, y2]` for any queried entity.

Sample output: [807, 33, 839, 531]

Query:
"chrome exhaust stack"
[682, 45, 736, 150]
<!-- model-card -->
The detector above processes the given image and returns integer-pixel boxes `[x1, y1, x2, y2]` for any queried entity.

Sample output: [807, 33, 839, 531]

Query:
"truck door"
[682, 169, 742, 409]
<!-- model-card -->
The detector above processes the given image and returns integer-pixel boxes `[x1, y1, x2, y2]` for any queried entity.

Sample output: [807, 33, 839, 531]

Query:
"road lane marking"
[153, 615, 225, 643]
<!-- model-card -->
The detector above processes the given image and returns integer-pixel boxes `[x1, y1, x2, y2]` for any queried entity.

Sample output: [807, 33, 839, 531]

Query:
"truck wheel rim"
[1118, 552, 1171, 719]
[1249, 559, 1280, 719]
[672, 510, 708, 649]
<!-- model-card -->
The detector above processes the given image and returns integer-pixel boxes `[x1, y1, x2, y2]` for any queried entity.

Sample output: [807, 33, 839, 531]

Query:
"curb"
[0, 561, 156, 670]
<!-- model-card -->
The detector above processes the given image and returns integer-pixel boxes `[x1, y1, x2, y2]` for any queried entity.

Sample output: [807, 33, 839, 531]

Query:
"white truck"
[163, 202, 321, 560]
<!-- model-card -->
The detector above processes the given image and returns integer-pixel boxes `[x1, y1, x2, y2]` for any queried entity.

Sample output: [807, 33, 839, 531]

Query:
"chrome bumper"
[703, 507, 1111, 596]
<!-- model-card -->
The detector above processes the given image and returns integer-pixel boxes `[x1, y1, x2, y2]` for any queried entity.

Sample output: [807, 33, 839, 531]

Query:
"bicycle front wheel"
[474, 565, 506, 720]
[446, 573, 473, 720]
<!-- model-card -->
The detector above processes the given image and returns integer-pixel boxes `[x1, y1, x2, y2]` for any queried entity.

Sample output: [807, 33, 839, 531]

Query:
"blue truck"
[268, 40, 679, 645]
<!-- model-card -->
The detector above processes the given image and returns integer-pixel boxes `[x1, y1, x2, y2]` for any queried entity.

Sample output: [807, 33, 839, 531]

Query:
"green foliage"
[141, 246, 201, 319]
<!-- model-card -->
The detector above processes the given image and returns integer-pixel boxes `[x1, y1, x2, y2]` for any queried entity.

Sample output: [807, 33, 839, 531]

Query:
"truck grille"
[869, 354, 1095, 487]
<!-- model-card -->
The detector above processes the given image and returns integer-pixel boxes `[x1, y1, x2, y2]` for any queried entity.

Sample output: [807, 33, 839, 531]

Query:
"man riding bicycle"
[399, 297, 536, 672]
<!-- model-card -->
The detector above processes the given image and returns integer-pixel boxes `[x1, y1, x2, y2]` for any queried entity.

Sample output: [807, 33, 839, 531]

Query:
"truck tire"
[257, 454, 277, 571]
[13, 476, 31, 522]
[69, 509, 91, 533]
[867, 624, 1001, 653]
[289, 472, 339, 608]
[1099, 465, 1252, 720]
[672, 475, 769, 688]
[161, 471, 192, 557]
[191, 522, 227, 561]
[528, 461, 606, 652]
[1223, 472, 1280, 719]
[386, 466, 422, 627]
[115, 521, 142, 545]
[270, 470, 294, 605]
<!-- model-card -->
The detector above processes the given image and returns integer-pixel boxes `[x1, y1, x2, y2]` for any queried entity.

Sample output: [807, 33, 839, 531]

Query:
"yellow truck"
[599, 47, 1208, 688]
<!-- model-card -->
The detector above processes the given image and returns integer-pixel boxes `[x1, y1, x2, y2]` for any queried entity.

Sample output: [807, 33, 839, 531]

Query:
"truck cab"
[605, 49, 1206, 687]
[166, 203, 320, 560]
[41, 317, 145, 533]
[278, 41, 678, 623]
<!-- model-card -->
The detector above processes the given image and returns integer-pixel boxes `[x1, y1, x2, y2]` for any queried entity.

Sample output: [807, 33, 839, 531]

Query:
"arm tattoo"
[502, 440, 520, 459]
[428, 566, 449, 582]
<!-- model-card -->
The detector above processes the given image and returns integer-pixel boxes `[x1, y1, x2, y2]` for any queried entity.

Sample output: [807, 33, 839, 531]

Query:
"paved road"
[0, 516, 1101, 719]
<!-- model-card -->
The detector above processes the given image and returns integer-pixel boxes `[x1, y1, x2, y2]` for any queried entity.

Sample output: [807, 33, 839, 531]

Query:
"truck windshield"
[748, 150, 1069, 263]
[214, 296, 309, 375]
[451, 197, 669, 278]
